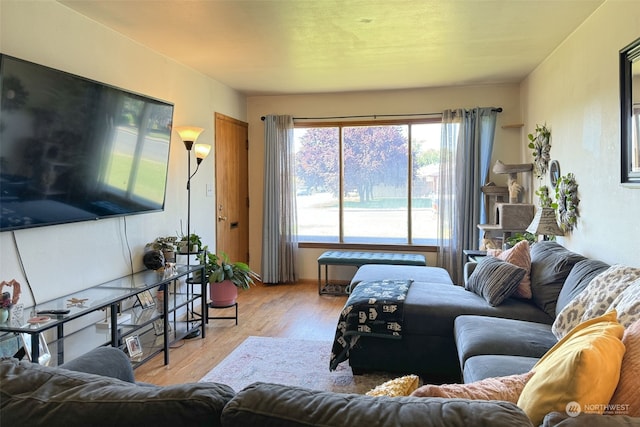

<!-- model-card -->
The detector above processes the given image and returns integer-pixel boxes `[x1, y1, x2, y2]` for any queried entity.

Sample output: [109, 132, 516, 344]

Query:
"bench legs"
[318, 263, 352, 295]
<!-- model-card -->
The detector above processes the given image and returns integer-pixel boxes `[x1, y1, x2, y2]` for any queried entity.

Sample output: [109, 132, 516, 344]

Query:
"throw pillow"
[529, 241, 586, 319]
[517, 311, 626, 426]
[410, 371, 534, 403]
[465, 257, 526, 306]
[609, 319, 640, 417]
[365, 374, 420, 397]
[552, 265, 640, 339]
[492, 240, 532, 299]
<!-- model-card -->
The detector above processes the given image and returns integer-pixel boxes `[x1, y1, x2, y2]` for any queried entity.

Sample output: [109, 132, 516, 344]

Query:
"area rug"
[199, 336, 404, 394]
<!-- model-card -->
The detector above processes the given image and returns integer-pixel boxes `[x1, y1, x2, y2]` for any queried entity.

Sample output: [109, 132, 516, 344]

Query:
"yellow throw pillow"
[365, 374, 420, 397]
[410, 371, 534, 403]
[517, 310, 625, 425]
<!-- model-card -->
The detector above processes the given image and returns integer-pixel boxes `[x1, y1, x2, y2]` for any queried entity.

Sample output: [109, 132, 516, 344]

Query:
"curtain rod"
[261, 107, 502, 121]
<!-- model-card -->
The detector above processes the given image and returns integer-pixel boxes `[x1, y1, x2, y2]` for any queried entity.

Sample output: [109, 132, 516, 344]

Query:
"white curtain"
[261, 115, 297, 284]
[438, 108, 498, 284]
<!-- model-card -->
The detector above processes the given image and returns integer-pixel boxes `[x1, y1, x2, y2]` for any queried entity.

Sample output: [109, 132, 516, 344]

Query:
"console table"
[0, 264, 205, 368]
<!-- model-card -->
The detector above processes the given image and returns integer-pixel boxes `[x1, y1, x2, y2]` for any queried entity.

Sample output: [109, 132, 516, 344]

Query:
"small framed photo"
[21, 333, 51, 366]
[125, 335, 143, 358]
[136, 290, 155, 309]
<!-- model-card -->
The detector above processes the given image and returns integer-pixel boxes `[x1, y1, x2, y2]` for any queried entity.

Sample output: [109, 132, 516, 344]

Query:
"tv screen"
[0, 54, 174, 231]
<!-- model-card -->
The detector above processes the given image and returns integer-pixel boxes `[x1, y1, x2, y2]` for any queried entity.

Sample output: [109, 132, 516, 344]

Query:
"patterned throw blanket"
[329, 279, 412, 371]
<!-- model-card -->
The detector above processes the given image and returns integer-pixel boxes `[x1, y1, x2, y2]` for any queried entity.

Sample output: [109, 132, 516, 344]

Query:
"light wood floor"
[134, 281, 347, 385]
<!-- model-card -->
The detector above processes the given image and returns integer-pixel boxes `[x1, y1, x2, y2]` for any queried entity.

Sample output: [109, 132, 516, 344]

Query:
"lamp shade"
[194, 143, 211, 161]
[174, 126, 204, 143]
[526, 207, 564, 236]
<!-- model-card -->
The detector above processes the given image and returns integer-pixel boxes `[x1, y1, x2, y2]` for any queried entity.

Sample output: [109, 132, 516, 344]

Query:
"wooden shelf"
[501, 123, 524, 129]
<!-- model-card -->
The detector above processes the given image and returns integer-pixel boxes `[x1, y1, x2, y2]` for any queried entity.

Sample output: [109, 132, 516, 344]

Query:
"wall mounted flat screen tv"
[0, 54, 174, 231]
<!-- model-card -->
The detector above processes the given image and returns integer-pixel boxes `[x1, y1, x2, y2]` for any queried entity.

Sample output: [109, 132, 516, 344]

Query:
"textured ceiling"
[59, 0, 603, 95]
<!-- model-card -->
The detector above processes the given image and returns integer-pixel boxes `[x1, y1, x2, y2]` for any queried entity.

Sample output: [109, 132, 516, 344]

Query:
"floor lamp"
[175, 126, 210, 339]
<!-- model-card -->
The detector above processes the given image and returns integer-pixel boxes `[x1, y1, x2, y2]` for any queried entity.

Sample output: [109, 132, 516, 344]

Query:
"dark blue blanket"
[329, 279, 412, 371]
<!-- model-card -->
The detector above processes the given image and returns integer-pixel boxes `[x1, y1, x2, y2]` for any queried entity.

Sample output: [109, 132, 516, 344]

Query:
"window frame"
[294, 117, 441, 250]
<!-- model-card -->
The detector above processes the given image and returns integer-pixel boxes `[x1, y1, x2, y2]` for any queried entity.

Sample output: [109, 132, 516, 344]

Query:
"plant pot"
[0, 308, 9, 323]
[209, 280, 238, 307]
[162, 250, 175, 263]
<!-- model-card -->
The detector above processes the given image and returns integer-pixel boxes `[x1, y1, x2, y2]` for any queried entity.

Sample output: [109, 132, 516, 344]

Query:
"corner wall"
[0, 1, 246, 304]
[521, 0, 639, 266]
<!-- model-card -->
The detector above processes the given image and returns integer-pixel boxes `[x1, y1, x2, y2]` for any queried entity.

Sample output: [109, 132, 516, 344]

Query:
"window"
[294, 119, 442, 245]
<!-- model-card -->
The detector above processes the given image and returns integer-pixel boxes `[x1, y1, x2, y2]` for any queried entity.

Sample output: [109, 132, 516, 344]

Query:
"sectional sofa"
[341, 241, 585, 381]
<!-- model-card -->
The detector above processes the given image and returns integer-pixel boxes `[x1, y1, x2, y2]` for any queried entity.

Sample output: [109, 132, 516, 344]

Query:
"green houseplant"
[147, 236, 178, 262]
[178, 233, 202, 254]
[197, 247, 260, 306]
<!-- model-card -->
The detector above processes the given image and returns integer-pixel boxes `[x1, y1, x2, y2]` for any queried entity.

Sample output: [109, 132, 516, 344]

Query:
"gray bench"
[317, 250, 427, 295]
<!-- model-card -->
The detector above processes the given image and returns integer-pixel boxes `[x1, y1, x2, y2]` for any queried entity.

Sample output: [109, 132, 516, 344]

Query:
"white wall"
[521, 0, 640, 267]
[247, 85, 523, 281]
[0, 1, 246, 305]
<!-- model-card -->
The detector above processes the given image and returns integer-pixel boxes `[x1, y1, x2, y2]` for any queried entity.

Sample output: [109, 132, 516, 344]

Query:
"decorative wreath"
[555, 173, 579, 233]
[528, 124, 551, 180]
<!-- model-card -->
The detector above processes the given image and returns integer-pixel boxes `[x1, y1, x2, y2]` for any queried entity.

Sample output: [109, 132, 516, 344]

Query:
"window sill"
[297, 242, 438, 252]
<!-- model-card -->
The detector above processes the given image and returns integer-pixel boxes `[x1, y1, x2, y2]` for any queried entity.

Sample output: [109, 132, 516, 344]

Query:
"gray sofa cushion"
[222, 382, 534, 427]
[350, 264, 453, 287]
[454, 315, 557, 369]
[463, 355, 538, 383]
[465, 257, 526, 306]
[529, 241, 586, 318]
[555, 258, 610, 316]
[0, 357, 235, 427]
[404, 282, 552, 337]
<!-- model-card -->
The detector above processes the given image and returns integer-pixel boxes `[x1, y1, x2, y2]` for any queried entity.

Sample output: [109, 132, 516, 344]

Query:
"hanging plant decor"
[555, 173, 579, 233]
[534, 185, 556, 209]
[528, 124, 551, 180]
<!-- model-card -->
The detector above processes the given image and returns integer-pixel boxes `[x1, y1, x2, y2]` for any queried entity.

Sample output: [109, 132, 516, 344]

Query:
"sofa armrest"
[60, 346, 135, 383]
[222, 382, 534, 427]
[464, 262, 478, 285]
[1, 357, 235, 427]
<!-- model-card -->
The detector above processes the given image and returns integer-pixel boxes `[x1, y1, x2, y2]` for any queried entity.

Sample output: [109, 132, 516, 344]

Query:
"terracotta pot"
[209, 279, 238, 307]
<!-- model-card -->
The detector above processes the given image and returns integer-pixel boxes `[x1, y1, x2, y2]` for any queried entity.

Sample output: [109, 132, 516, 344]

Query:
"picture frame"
[136, 290, 155, 309]
[125, 335, 143, 358]
[21, 332, 51, 366]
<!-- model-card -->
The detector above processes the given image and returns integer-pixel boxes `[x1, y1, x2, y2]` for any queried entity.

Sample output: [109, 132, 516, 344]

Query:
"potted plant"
[197, 247, 260, 307]
[178, 233, 202, 254]
[147, 236, 178, 263]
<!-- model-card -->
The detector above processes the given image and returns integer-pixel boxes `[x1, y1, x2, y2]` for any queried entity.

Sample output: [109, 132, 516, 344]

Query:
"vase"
[0, 308, 9, 323]
[209, 280, 238, 307]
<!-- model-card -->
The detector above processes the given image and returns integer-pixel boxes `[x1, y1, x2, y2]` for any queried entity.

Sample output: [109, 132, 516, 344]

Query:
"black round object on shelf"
[143, 250, 165, 270]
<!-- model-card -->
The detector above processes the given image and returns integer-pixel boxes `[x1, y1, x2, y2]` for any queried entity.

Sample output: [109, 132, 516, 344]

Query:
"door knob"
[218, 215, 227, 222]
